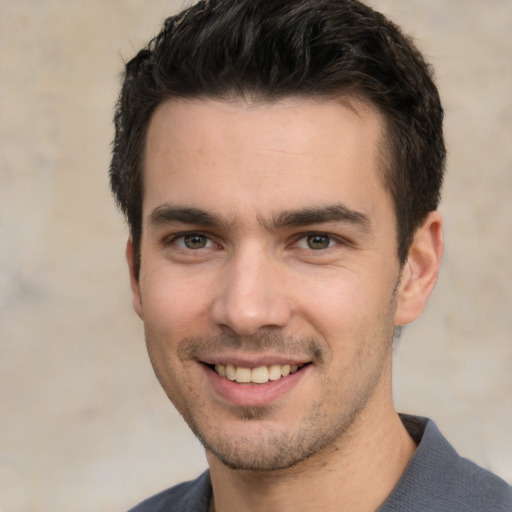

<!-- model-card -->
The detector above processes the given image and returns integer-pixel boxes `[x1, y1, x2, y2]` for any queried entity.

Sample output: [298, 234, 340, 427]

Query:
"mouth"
[207, 363, 308, 384]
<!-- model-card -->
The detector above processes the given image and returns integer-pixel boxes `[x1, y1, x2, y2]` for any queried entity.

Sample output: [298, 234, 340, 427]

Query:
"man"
[109, 0, 512, 510]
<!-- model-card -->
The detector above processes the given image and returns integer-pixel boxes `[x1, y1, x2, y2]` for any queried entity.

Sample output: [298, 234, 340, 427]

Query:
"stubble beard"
[193, 395, 372, 472]
[172, 329, 394, 473]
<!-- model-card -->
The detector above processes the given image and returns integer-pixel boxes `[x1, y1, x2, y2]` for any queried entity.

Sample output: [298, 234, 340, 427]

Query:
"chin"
[197, 409, 359, 473]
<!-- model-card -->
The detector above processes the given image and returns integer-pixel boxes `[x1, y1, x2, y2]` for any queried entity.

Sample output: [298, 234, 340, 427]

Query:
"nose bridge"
[211, 242, 291, 336]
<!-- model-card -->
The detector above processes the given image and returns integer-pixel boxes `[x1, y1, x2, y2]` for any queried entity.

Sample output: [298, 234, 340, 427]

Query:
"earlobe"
[126, 238, 144, 319]
[394, 211, 443, 326]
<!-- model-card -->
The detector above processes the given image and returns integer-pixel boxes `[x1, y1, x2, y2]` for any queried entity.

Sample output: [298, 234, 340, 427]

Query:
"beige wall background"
[0, 1, 510, 510]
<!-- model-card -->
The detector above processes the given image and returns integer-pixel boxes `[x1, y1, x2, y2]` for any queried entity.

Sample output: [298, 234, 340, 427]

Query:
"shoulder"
[379, 415, 512, 512]
[454, 457, 512, 510]
[440, 450, 512, 511]
[127, 470, 211, 512]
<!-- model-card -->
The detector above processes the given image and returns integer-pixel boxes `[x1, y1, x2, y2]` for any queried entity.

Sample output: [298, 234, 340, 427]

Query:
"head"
[109, 0, 445, 472]
[110, 0, 445, 277]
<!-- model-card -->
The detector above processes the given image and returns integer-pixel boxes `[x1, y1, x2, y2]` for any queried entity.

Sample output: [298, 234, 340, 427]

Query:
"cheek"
[294, 271, 367, 322]
[294, 268, 396, 342]
[139, 267, 213, 340]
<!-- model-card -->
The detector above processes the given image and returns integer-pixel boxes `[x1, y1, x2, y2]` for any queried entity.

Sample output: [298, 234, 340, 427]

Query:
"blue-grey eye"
[306, 234, 331, 250]
[184, 234, 208, 249]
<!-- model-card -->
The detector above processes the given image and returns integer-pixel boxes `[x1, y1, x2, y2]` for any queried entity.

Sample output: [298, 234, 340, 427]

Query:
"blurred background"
[0, 1, 510, 510]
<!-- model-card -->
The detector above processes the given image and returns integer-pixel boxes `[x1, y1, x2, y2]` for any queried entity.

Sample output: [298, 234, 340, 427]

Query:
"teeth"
[251, 366, 269, 384]
[268, 364, 282, 381]
[226, 364, 236, 381]
[235, 367, 251, 383]
[214, 363, 304, 383]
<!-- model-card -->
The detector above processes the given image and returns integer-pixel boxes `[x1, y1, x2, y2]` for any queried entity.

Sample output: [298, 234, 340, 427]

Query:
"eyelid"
[164, 230, 218, 249]
[162, 229, 351, 251]
[292, 232, 345, 250]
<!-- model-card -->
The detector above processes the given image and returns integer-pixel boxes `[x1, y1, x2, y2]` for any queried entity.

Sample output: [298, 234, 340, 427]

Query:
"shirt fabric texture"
[127, 415, 512, 512]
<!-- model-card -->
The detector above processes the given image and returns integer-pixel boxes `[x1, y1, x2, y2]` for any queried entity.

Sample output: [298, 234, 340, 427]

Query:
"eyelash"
[164, 231, 345, 251]
[165, 231, 216, 250]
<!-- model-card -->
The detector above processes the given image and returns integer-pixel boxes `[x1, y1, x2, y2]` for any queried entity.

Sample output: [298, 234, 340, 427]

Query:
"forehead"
[143, 96, 391, 223]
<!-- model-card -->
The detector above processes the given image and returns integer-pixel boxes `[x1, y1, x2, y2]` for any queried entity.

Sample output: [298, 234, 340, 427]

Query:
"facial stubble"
[155, 316, 396, 472]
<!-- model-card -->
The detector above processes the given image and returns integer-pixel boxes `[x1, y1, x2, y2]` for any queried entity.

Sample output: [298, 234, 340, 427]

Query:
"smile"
[213, 363, 306, 384]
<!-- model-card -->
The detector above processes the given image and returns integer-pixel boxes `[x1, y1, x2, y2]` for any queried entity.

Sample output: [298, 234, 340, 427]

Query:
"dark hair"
[110, 0, 445, 272]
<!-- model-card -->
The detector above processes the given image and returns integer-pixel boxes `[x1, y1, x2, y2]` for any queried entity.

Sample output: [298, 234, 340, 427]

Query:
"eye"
[172, 233, 215, 250]
[295, 233, 336, 250]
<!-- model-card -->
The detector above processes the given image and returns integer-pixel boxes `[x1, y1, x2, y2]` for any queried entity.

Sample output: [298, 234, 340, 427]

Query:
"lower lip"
[204, 364, 309, 407]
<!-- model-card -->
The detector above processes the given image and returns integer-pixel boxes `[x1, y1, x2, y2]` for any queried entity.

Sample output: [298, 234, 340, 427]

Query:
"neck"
[207, 406, 416, 512]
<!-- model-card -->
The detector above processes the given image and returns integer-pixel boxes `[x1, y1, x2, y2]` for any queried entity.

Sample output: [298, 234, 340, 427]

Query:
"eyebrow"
[268, 204, 371, 232]
[148, 203, 371, 232]
[149, 205, 225, 227]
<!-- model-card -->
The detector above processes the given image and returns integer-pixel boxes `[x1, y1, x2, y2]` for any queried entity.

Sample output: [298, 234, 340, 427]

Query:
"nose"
[210, 246, 292, 336]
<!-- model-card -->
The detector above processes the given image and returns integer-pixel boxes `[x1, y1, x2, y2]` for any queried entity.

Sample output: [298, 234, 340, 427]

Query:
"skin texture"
[127, 97, 443, 511]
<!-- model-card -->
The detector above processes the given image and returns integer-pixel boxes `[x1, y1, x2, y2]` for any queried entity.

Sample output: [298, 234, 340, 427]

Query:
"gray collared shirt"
[128, 415, 512, 511]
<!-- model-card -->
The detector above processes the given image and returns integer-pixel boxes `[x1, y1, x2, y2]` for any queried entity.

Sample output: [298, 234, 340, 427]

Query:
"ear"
[394, 211, 443, 326]
[126, 237, 144, 319]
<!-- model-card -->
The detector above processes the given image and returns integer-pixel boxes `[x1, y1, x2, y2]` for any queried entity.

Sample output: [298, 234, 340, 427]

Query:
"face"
[129, 97, 410, 471]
